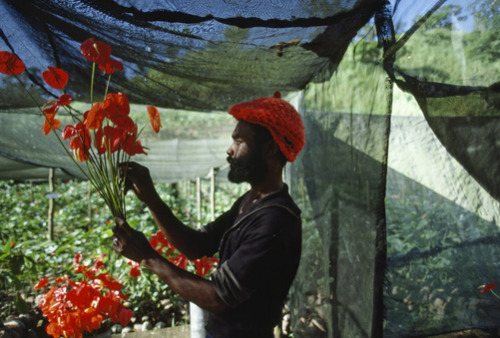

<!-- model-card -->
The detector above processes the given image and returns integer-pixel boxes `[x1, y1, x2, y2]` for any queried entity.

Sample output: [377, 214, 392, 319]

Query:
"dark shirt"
[201, 185, 302, 338]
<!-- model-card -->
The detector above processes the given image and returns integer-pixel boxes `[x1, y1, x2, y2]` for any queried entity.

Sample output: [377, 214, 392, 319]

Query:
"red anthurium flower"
[61, 124, 75, 139]
[149, 237, 163, 253]
[149, 236, 159, 249]
[42, 112, 61, 135]
[155, 231, 165, 240]
[34, 278, 50, 289]
[93, 129, 104, 154]
[98, 57, 123, 74]
[45, 321, 62, 338]
[73, 253, 83, 266]
[171, 253, 189, 270]
[147, 106, 161, 134]
[93, 254, 107, 266]
[58, 93, 72, 105]
[94, 260, 105, 271]
[104, 93, 137, 132]
[94, 129, 106, 154]
[84, 267, 97, 281]
[130, 266, 141, 278]
[80, 38, 112, 65]
[74, 264, 87, 273]
[480, 282, 498, 293]
[104, 92, 130, 117]
[54, 276, 69, 284]
[122, 137, 147, 156]
[42, 102, 59, 116]
[84, 102, 106, 130]
[41, 94, 72, 134]
[0, 51, 25, 75]
[80, 308, 103, 332]
[69, 135, 90, 162]
[100, 292, 120, 315]
[95, 273, 124, 291]
[64, 123, 91, 162]
[42, 94, 72, 113]
[127, 261, 141, 278]
[117, 291, 129, 301]
[118, 307, 133, 326]
[96, 126, 125, 154]
[68, 281, 97, 306]
[42, 66, 69, 89]
[113, 114, 136, 132]
[149, 231, 175, 256]
[193, 256, 219, 277]
[76, 127, 92, 148]
[62, 122, 86, 140]
[149, 230, 167, 248]
[129, 266, 141, 278]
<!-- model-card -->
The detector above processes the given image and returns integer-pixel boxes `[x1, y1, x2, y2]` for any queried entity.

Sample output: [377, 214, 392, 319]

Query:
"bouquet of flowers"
[0, 37, 161, 218]
[1, 38, 161, 336]
[34, 254, 134, 338]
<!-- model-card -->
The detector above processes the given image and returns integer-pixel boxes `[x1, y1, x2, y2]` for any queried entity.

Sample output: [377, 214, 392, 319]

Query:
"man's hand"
[120, 162, 159, 204]
[111, 219, 228, 315]
[111, 217, 158, 264]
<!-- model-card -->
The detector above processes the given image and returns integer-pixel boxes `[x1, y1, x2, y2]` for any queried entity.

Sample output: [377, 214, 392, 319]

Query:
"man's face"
[226, 121, 267, 185]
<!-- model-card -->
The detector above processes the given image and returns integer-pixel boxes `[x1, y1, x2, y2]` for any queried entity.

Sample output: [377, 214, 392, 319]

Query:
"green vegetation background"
[0, 178, 247, 327]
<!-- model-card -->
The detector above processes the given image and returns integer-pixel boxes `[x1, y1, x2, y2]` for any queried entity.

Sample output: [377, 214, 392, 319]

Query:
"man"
[111, 91, 306, 337]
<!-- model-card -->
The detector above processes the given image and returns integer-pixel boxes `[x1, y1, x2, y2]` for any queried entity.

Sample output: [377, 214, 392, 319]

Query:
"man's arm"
[121, 161, 207, 259]
[111, 218, 229, 314]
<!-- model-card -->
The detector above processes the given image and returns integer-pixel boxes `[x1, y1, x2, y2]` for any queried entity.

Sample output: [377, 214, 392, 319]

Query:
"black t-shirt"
[201, 185, 302, 338]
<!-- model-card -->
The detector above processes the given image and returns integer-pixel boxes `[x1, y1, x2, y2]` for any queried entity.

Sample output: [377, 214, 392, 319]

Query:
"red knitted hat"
[228, 91, 305, 162]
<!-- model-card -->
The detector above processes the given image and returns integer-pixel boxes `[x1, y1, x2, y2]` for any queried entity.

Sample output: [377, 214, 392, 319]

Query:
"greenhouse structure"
[1, 0, 499, 337]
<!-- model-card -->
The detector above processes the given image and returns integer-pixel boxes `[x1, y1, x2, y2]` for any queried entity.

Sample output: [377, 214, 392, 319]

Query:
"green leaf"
[2, 240, 11, 255]
[10, 254, 25, 275]
[55, 244, 69, 255]
[127, 218, 140, 228]
[15, 294, 29, 314]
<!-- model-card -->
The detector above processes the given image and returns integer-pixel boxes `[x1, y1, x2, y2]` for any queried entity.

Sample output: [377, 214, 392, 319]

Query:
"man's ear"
[262, 140, 280, 158]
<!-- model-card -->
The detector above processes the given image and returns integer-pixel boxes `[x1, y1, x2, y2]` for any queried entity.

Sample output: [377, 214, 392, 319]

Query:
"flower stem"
[491, 290, 500, 299]
[104, 73, 111, 100]
[13, 74, 90, 180]
[90, 63, 95, 105]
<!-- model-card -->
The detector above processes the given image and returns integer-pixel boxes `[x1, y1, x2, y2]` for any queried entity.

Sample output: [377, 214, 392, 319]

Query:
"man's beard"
[227, 150, 267, 185]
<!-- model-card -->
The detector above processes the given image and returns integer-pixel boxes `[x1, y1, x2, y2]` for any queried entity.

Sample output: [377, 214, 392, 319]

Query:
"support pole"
[210, 168, 216, 221]
[196, 177, 202, 228]
[371, 2, 394, 336]
[47, 168, 54, 240]
[87, 181, 93, 231]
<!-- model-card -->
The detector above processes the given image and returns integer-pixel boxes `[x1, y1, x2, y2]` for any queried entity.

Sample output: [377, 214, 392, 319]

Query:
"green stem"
[90, 63, 95, 105]
[8, 60, 134, 221]
[104, 73, 112, 100]
[13, 76, 43, 112]
[13, 74, 90, 180]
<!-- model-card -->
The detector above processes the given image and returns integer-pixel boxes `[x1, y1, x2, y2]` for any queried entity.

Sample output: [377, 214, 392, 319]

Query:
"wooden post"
[196, 177, 202, 228]
[47, 168, 54, 240]
[210, 168, 216, 221]
[87, 181, 92, 231]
